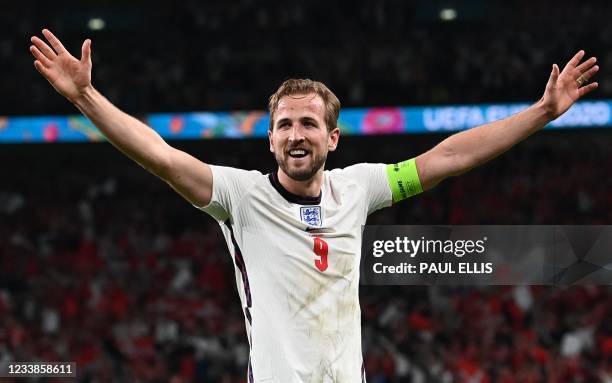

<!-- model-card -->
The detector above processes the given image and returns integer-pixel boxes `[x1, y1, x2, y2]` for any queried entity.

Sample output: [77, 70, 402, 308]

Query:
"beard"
[275, 151, 327, 181]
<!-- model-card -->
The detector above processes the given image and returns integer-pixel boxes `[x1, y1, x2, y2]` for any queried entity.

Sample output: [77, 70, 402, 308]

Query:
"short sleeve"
[194, 165, 262, 222]
[340, 163, 392, 215]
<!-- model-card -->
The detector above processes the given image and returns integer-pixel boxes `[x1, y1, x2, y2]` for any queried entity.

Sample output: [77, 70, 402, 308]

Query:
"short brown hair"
[268, 79, 340, 132]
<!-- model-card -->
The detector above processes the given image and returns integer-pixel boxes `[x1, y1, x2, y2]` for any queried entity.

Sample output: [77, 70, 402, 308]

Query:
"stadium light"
[87, 18, 106, 31]
[439, 8, 457, 21]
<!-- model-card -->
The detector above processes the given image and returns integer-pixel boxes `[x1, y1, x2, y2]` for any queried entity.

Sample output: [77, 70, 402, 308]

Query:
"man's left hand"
[541, 50, 599, 119]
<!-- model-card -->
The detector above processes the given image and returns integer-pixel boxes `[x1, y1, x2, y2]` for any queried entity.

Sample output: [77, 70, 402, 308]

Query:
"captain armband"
[385, 158, 423, 203]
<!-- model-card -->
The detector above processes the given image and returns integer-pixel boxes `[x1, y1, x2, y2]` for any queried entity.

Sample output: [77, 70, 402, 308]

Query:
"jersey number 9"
[313, 237, 328, 272]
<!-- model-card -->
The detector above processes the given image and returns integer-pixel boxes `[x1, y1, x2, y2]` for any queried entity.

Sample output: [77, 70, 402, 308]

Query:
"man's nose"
[289, 125, 305, 142]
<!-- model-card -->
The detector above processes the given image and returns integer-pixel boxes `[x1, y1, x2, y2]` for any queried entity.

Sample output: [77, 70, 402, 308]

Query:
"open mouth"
[288, 149, 309, 158]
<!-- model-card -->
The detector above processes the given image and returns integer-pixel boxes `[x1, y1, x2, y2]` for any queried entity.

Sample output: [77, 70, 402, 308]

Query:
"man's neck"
[277, 169, 323, 198]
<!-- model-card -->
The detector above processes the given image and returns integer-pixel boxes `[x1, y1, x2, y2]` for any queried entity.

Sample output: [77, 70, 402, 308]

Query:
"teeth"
[290, 150, 306, 155]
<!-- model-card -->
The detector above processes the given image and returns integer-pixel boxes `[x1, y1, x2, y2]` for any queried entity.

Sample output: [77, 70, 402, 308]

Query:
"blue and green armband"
[386, 158, 423, 203]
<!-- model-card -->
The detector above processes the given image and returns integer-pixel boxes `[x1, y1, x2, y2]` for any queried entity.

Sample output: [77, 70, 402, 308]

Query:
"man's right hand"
[30, 29, 92, 103]
[29, 28, 214, 208]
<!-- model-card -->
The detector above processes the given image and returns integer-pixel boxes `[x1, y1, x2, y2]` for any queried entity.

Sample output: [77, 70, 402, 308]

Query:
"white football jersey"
[197, 163, 392, 382]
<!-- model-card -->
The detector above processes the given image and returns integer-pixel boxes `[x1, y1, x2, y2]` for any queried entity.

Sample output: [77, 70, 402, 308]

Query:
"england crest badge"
[300, 206, 322, 227]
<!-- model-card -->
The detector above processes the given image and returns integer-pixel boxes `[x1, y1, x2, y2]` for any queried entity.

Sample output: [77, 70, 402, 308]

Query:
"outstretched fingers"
[80, 39, 91, 64]
[29, 45, 52, 67]
[42, 29, 67, 55]
[30, 36, 57, 60]
[580, 64, 599, 83]
[559, 50, 599, 96]
[548, 63, 560, 84]
[564, 50, 585, 72]
[33, 60, 52, 78]
[576, 59, 599, 94]
[576, 56, 597, 74]
[578, 82, 598, 97]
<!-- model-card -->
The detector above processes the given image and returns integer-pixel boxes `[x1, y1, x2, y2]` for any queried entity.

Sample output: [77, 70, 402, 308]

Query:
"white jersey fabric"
[197, 163, 392, 383]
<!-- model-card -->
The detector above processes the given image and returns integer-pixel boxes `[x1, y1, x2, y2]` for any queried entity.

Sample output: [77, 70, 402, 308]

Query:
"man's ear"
[268, 129, 275, 153]
[328, 127, 340, 152]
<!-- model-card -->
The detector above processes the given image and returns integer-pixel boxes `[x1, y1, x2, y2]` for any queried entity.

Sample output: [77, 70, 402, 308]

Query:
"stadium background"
[2, 0, 612, 382]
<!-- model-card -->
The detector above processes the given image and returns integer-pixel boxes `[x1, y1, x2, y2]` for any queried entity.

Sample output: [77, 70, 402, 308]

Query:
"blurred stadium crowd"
[2, 0, 612, 382]
[2, 0, 612, 116]
[2, 132, 612, 382]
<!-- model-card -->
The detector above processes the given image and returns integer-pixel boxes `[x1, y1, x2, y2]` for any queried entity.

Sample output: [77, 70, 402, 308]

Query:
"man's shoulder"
[209, 165, 269, 198]
[324, 163, 387, 194]
[210, 165, 265, 182]
[327, 163, 386, 179]
[198, 166, 268, 219]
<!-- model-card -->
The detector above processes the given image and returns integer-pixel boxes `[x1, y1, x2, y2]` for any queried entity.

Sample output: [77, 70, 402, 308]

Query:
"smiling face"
[268, 93, 339, 182]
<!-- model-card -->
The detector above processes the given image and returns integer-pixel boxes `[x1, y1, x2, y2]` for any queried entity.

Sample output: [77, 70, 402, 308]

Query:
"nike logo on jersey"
[305, 227, 334, 234]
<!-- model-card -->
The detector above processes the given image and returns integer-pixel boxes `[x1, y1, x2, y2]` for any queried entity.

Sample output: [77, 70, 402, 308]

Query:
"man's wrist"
[532, 98, 557, 125]
[72, 84, 96, 109]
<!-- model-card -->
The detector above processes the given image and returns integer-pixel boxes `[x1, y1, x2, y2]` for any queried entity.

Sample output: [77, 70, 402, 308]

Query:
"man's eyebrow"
[276, 116, 319, 124]
[276, 118, 291, 125]
[300, 116, 319, 124]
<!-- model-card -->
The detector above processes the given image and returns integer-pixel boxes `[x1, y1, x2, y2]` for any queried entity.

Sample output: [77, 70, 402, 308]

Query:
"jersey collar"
[268, 172, 322, 205]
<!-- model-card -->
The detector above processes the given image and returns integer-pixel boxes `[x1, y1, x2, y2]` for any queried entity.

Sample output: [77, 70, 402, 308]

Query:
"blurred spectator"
[2, 0, 611, 116]
[1, 130, 611, 381]
[2, 1, 612, 379]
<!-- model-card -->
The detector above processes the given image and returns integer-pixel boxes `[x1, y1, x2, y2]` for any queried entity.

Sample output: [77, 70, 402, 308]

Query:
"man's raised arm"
[29, 29, 212, 206]
[415, 50, 599, 191]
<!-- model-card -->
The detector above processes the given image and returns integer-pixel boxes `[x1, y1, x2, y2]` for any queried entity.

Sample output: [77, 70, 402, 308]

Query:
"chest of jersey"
[228, 181, 366, 329]
[234, 181, 366, 273]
